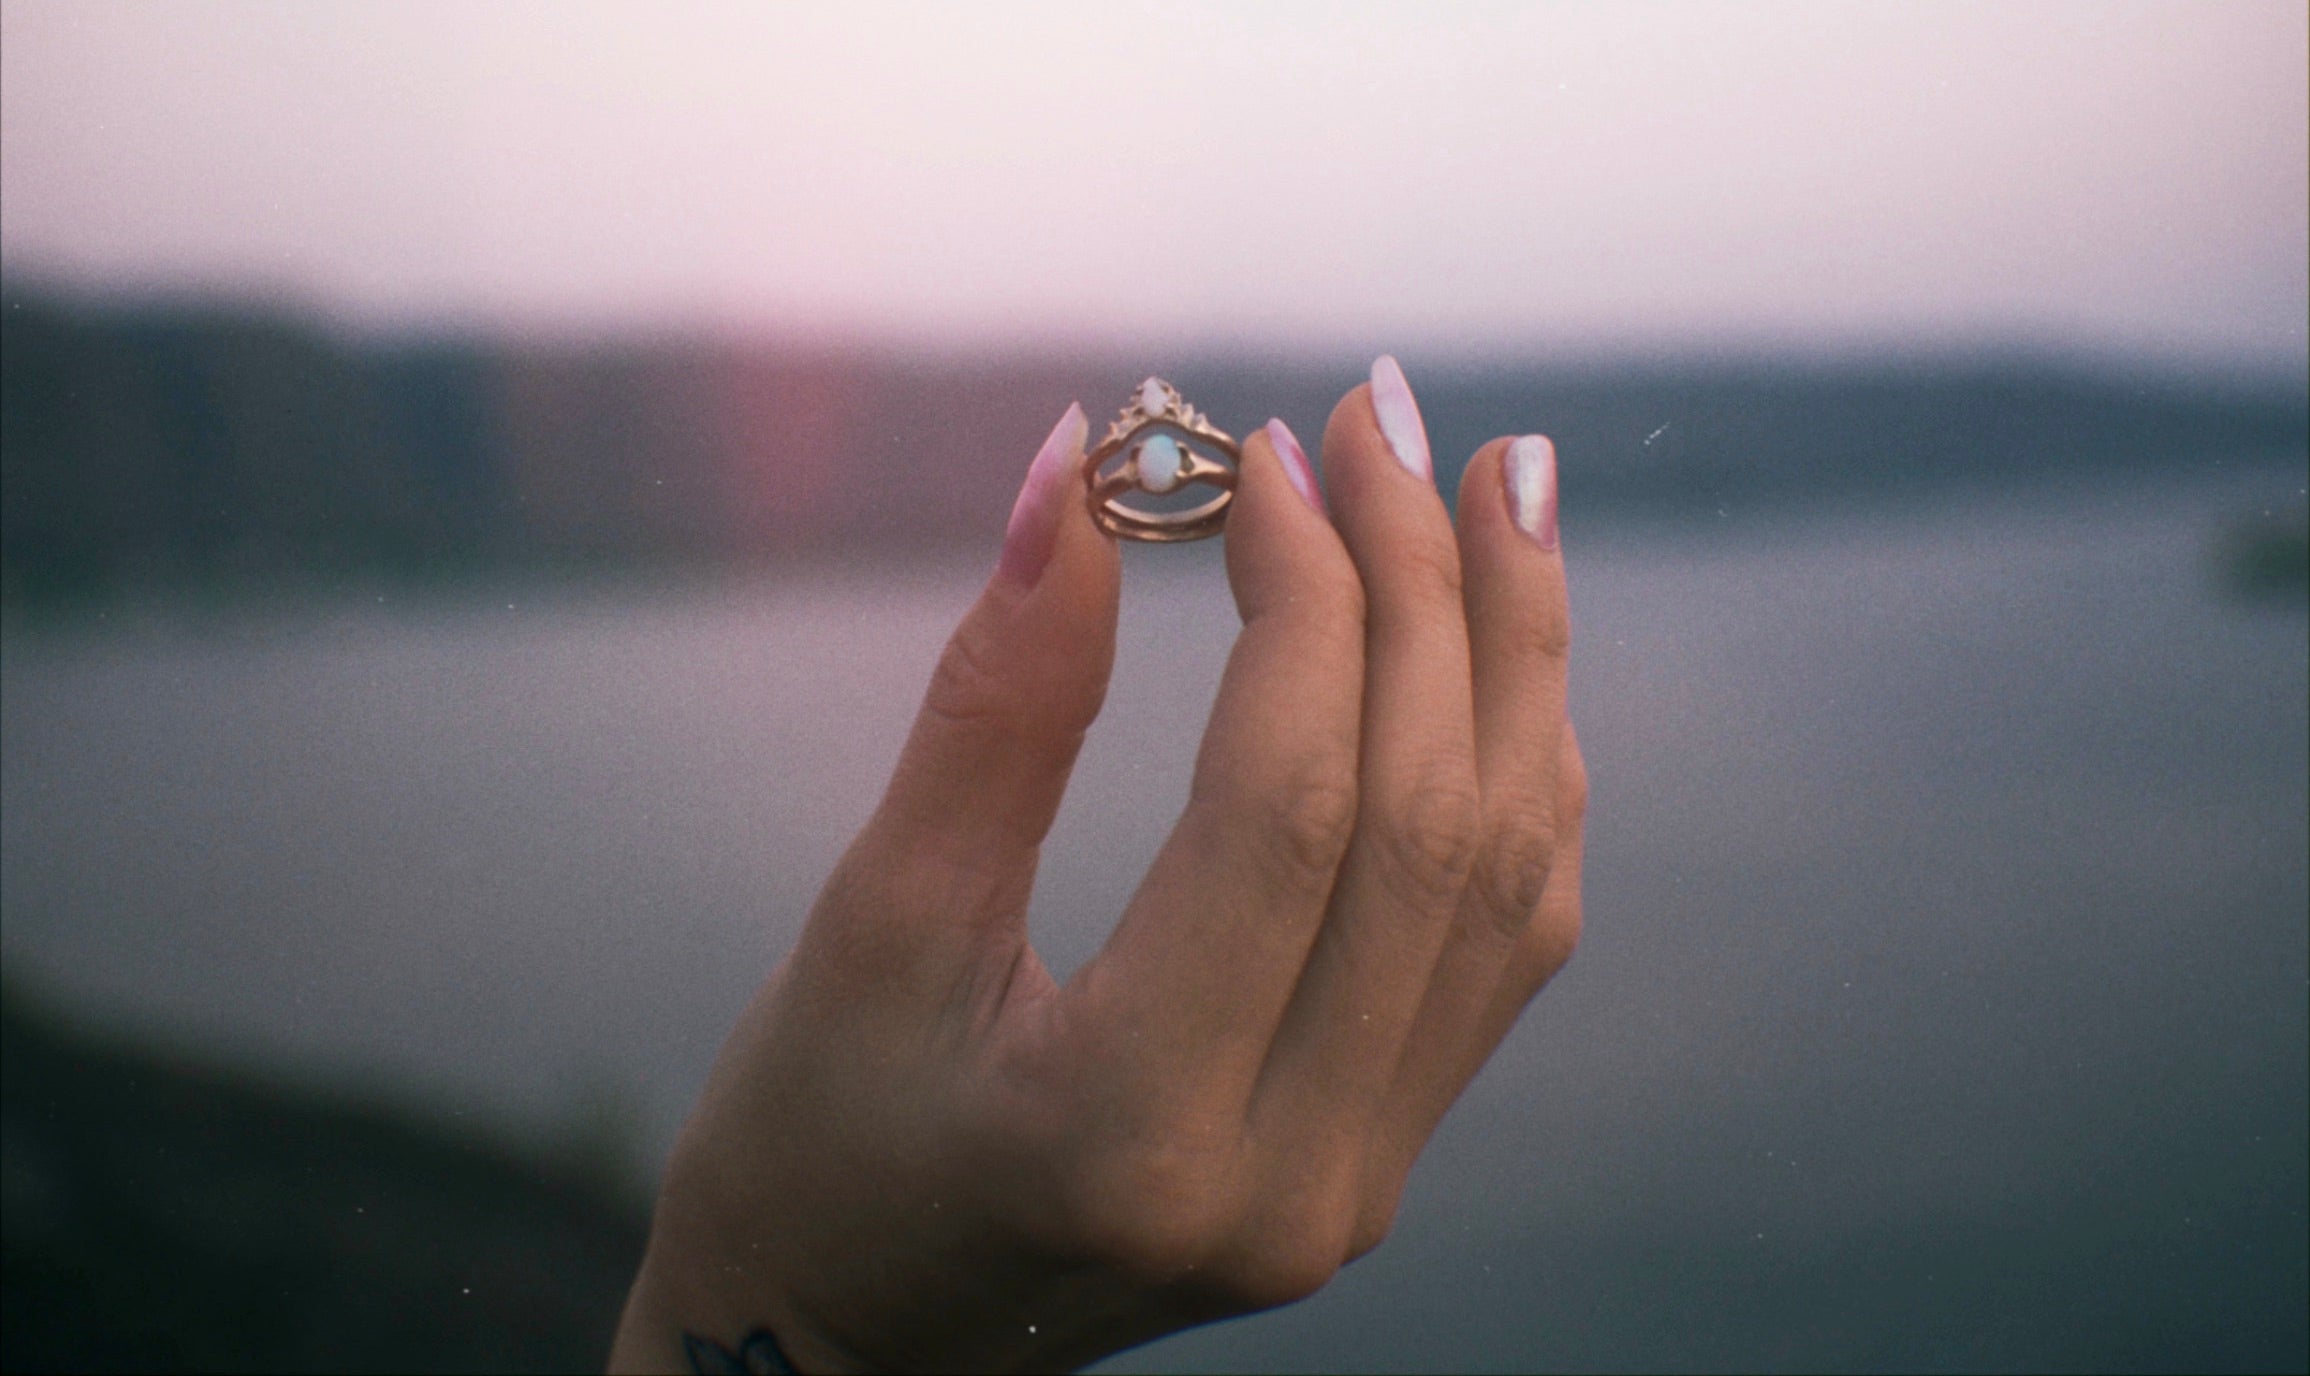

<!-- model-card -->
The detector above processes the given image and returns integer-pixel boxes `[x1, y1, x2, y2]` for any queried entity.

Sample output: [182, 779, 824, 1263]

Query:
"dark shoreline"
[1, 991, 647, 1374]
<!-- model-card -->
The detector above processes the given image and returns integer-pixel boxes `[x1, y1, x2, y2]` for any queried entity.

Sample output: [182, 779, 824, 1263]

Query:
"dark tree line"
[5, 284, 2300, 607]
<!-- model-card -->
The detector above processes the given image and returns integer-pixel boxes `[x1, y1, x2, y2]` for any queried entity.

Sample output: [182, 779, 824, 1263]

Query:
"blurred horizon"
[7, 278, 2303, 612]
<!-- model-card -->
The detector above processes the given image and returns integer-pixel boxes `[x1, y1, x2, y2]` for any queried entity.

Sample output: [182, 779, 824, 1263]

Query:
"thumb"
[831, 403, 1120, 945]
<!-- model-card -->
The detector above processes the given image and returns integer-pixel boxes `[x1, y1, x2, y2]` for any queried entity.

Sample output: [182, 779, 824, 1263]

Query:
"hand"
[609, 358, 1585, 1374]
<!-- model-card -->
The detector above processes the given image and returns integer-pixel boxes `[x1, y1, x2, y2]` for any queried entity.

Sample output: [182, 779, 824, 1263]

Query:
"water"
[4, 467, 2305, 1371]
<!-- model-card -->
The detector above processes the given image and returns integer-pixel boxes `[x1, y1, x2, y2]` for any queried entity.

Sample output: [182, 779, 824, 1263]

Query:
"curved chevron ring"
[1083, 377, 1239, 543]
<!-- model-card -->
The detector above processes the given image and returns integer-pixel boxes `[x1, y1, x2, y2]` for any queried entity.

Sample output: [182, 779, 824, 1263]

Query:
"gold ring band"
[1083, 378, 1238, 542]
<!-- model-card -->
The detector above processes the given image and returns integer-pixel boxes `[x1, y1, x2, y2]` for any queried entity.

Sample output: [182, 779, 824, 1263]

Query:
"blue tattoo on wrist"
[682, 1326, 800, 1375]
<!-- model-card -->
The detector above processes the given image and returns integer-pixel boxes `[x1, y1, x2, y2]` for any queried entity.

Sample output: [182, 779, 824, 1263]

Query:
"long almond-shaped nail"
[1265, 418, 1324, 513]
[999, 402, 1089, 586]
[1505, 434, 1558, 549]
[1369, 354, 1431, 481]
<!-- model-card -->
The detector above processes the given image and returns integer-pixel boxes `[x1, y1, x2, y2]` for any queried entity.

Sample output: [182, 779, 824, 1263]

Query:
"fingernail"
[1265, 418, 1324, 513]
[1505, 434, 1559, 550]
[999, 402, 1089, 586]
[1369, 354, 1431, 481]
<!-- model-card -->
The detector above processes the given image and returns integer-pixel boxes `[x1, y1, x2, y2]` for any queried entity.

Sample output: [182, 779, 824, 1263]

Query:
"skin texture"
[608, 366, 1586, 1374]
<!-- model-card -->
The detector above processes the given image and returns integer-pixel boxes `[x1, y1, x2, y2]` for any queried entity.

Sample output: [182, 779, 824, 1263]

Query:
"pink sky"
[3, 2, 2304, 373]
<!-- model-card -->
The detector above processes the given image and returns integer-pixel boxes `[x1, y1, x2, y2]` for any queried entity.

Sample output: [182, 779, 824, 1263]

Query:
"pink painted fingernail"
[1505, 435, 1559, 550]
[1265, 418, 1324, 513]
[1369, 354, 1431, 481]
[998, 402, 1089, 586]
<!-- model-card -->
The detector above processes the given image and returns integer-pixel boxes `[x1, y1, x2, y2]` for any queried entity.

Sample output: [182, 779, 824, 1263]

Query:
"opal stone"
[1139, 377, 1168, 417]
[1136, 434, 1184, 493]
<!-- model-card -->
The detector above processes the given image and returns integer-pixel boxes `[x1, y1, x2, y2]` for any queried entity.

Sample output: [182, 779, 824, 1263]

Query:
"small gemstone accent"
[1136, 434, 1184, 493]
[1139, 377, 1168, 418]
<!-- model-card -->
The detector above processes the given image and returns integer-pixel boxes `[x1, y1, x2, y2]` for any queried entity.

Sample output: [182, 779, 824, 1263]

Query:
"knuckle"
[1469, 804, 1558, 937]
[1201, 1191, 1358, 1311]
[1346, 1199, 1398, 1264]
[1347, 1145, 1411, 1264]
[1526, 601, 1572, 661]
[1507, 897, 1582, 1004]
[1243, 764, 1361, 892]
[1207, 1218, 1351, 1312]
[1526, 901, 1583, 983]
[920, 617, 1016, 732]
[1168, 1160, 1361, 1313]
[1560, 747, 1591, 826]
[1389, 540, 1466, 612]
[1376, 775, 1482, 903]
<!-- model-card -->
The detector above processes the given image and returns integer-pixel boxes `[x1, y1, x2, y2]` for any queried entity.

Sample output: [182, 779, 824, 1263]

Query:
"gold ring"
[1083, 377, 1238, 542]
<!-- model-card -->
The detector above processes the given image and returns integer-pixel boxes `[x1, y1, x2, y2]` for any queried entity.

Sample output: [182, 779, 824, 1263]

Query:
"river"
[5, 466, 2304, 1371]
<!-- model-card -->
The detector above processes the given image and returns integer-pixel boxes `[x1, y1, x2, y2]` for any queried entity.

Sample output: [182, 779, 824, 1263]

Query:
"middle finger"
[1253, 357, 1481, 1153]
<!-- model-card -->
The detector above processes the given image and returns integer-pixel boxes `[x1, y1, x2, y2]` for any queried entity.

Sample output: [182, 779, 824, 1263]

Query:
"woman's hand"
[609, 358, 1585, 1374]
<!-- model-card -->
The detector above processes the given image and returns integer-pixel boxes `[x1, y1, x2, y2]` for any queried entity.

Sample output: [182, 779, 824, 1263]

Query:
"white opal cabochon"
[1135, 434, 1185, 493]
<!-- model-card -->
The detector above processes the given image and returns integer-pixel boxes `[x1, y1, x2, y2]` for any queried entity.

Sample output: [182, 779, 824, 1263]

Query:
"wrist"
[609, 1228, 857, 1376]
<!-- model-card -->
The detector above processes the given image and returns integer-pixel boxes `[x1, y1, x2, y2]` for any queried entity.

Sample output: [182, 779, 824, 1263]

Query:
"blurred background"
[2, 2, 2304, 1371]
